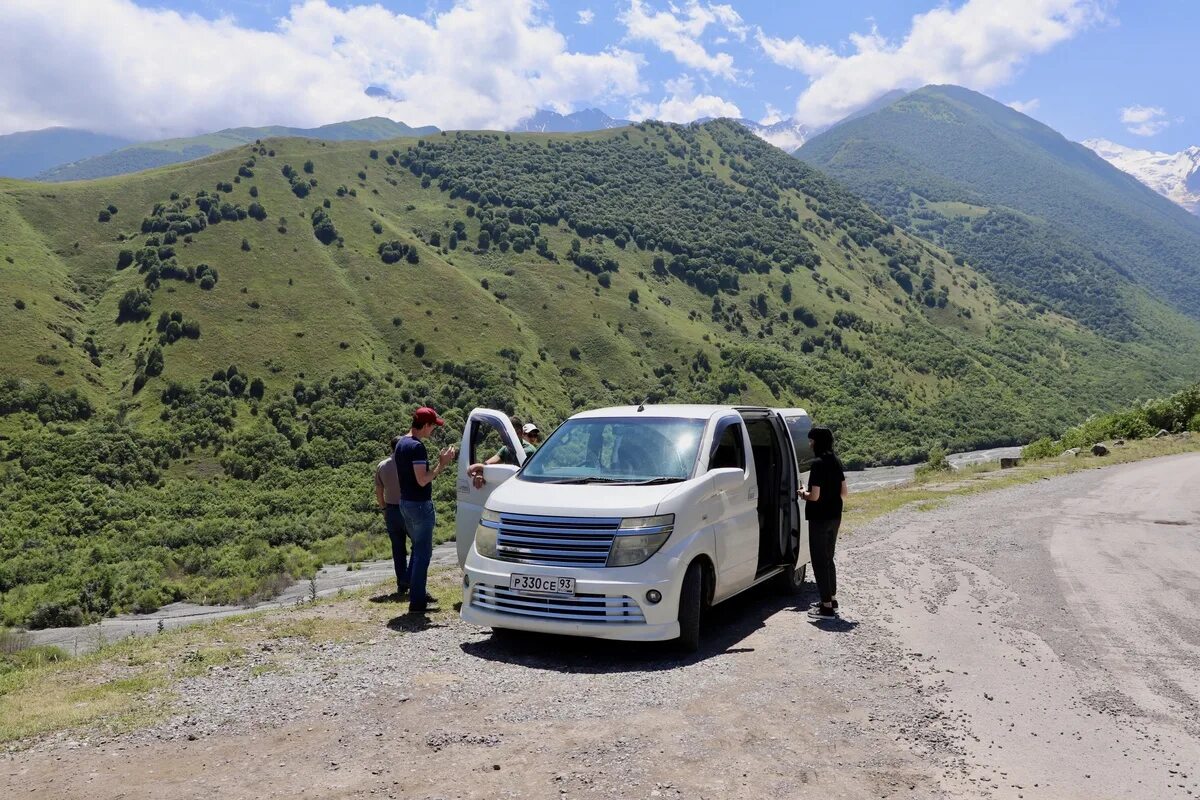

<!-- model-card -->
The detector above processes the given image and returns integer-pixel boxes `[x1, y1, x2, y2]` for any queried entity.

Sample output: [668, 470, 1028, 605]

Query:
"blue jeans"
[399, 500, 435, 608]
[382, 505, 409, 594]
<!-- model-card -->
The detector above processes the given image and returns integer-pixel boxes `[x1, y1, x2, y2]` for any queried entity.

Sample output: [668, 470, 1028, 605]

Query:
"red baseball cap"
[413, 406, 445, 427]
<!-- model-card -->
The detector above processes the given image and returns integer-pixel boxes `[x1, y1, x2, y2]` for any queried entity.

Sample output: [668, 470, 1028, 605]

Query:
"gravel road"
[6, 452, 1196, 799]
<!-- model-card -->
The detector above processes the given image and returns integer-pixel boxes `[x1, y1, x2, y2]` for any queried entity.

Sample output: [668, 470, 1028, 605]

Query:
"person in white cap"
[520, 422, 542, 452]
[467, 417, 541, 489]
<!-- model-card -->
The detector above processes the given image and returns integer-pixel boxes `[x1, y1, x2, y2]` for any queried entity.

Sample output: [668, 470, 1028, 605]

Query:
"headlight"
[607, 514, 674, 567]
[475, 508, 500, 558]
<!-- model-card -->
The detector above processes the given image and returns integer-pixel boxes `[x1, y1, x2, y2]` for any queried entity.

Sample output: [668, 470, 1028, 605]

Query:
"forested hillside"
[4, 120, 1200, 627]
[798, 85, 1200, 334]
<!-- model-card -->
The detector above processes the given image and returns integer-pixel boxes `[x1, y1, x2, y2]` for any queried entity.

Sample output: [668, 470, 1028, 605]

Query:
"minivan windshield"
[521, 417, 706, 484]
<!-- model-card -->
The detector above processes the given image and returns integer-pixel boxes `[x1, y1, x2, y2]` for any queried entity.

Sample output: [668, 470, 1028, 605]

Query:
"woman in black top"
[799, 427, 848, 618]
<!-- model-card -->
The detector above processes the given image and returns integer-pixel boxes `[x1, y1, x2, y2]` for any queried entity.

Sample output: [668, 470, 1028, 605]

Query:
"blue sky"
[1, 1, 1195, 150]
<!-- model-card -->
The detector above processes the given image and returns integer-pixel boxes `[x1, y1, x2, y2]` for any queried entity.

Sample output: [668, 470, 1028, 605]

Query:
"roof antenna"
[636, 398, 647, 412]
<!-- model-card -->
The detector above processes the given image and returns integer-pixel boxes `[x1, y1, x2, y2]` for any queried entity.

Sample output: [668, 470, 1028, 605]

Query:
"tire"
[778, 562, 807, 594]
[676, 561, 704, 653]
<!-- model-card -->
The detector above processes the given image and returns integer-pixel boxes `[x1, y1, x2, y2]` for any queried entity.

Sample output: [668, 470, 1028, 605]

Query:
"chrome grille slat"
[472, 584, 646, 623]
[494, 512, 620, 567]
[497, 534, 613, 547]
[498, 545, 612, 559]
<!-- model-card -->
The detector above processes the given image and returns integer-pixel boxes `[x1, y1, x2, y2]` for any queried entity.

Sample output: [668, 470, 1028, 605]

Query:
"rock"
[1113, 439, 1125, 446]
[999, 457, 1022, 469]
[1061, 448, 1080, 458]
[1091, 443, 1109, 456]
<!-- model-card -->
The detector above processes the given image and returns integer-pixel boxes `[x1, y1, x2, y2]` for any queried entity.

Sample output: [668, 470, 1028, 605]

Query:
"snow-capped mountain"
[1083, 138, 1200, 215]
[732, 118, 822, 153]
[510, 109, 632, 133]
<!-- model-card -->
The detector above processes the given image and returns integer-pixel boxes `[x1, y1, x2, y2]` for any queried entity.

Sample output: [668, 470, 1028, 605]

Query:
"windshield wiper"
[542, 476, 631, 484]
[625, 476, 684, 485]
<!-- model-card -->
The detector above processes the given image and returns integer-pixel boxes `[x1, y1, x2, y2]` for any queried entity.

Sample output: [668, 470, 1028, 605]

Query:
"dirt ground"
[4, 454, 1199, 799]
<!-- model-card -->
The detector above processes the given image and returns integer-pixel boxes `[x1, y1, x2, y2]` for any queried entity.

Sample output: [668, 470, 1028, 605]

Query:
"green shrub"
[1021, 437, 1058, 459]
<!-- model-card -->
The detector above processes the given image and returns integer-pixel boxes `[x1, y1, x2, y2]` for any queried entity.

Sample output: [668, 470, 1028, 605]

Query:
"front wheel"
[778, 562, 807, 594]
[676, 561, 703, 653]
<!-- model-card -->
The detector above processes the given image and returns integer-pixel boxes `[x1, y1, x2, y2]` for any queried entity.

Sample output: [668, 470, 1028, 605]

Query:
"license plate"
[510, 574, 576, 594]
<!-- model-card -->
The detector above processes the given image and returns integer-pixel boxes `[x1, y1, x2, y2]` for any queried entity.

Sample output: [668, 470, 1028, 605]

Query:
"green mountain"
[4, 120, 1200, 627]
[0, 128, 133, 179]
[797, 85, 1200, 337]
[33, 118, 439, 183]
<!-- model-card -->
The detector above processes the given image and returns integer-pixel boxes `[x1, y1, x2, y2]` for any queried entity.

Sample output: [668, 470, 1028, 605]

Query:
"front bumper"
[461, 560, 681, 642]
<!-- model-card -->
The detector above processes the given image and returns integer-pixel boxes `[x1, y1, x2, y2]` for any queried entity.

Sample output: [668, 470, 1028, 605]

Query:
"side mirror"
[709, 467, 744, 493]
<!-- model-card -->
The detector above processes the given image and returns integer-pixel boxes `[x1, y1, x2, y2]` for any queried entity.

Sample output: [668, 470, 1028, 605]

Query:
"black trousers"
[808, 518, 841, 604]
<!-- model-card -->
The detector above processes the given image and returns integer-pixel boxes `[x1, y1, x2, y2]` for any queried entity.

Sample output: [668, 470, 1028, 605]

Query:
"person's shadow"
[804, 614, 859, 633]
[386, 614, 448, 633]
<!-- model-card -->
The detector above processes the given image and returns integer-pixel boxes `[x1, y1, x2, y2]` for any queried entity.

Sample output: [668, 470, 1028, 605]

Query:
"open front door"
[774, 407, 812, 569]
[455, 408, 525, 567]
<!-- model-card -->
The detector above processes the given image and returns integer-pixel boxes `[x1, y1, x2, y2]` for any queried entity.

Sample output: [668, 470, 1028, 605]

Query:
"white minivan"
[455, 404, 814, 651]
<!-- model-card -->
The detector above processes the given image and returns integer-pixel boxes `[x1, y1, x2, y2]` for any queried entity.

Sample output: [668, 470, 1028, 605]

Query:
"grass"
[0, 568, 463, 746]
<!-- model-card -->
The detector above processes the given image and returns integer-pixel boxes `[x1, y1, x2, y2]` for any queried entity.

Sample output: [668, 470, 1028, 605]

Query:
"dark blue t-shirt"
[394, 435, 431, 502]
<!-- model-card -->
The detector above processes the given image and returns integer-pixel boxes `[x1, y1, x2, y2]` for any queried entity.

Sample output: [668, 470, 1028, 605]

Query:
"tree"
[303, 160, 314, 174]
[117, 250, 134, 270]
[117, 289, 152, 322]
[311, 208, 339, 245]
[628, 288, 639, 304]
[248, 377, 265, 400]
[145, 347, 164, 376]
[248, 202, 267, 221]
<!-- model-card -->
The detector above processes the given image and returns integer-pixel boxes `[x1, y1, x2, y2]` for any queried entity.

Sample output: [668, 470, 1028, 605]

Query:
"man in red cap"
[394, 406, 457, 614]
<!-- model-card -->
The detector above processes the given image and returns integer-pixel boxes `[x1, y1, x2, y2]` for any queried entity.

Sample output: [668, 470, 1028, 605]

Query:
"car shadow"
[459, 579, 818, 673]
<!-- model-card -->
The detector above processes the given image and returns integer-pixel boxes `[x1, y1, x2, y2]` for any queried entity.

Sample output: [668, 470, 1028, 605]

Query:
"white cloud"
[757, 0, 1106, 126]
[1008, 98, 1041, 115]
[1120, 104, 1169, 137]
[759, 103, 786, 126]
[0, 0, 644, 138]
[577, 9, 595, 26]
[618, 0, 742, 79]
[629, 75, 741, 123]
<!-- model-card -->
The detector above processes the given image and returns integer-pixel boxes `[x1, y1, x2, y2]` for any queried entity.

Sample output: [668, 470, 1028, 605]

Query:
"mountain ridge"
[798, 84, 1200, 326]
[0, 127, 134, 179]
[30, 118, 440, 183]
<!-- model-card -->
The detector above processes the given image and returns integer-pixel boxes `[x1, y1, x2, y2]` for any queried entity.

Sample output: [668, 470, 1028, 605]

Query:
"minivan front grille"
[472, 585, 646, 623]
[486, 513, 621, 567]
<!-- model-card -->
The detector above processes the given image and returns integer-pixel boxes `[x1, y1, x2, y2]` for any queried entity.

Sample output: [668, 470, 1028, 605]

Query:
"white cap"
[522, 422, 539, 435]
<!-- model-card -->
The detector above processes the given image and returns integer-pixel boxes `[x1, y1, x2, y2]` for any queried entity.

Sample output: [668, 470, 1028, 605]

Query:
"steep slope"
[798, 85, 1200, 327]
[34, 118, 439, 182]
[1084, 138, 1200, 215]
[0, 128, 133, 179]
[7, 121, 1200, 626]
